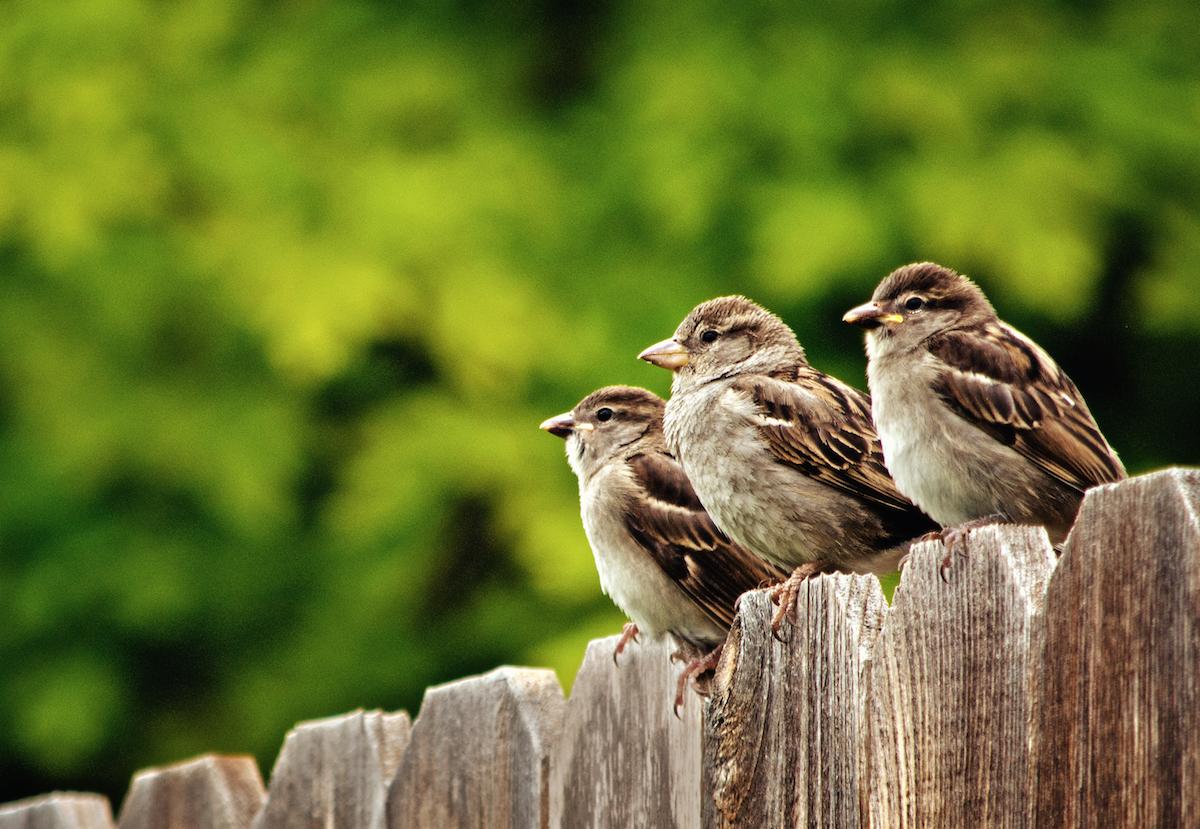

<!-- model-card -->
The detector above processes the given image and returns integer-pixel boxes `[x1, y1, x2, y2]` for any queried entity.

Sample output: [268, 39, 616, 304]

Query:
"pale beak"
[539, 412, 592, 438]
[638, 339, 690, 371]
[843, 302, 904, 329]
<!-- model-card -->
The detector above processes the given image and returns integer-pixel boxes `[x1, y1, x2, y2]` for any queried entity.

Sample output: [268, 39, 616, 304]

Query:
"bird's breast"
[664, 384, 855, 569]
[579, 478, 723, 643]
[868, 357, 1044, 526]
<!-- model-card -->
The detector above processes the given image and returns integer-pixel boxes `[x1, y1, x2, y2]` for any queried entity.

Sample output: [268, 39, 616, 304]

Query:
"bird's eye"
[596, 407, 613, 422]
[700, 329, 719, 343]
[904, 296, 925, 311]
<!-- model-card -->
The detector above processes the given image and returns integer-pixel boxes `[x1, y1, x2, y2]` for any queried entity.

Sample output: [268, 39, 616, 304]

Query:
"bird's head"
[539, 386, 665, 478]
[843, 262, 995, 355]
[639, 296, 805, 389]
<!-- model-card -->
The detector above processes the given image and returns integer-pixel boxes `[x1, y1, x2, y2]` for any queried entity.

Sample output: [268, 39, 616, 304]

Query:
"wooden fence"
[2, 468, 1196, 828]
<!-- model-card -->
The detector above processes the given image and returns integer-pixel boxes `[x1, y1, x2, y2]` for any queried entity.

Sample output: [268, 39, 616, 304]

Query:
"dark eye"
[700, 329, 719, 343]
[596, 407, 613, 422]
[904, 296, 925, 311]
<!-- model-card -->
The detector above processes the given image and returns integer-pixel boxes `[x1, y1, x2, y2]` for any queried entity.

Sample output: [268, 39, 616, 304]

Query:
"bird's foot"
[736, 574, 785, 615]
[612, 622, 640, 665]
[768, 563, 827, 640]
[900, 530, 944, 570]
[937, 514, 1007, 582]
[673, 644, 723, 718]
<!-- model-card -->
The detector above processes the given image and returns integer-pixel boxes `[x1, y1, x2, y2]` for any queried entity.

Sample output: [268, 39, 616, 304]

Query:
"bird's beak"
[638, 339, 690, 371]
[539, 412, 593, 438]
[843, 302, 904, 329]
[539, 413, 573, 438]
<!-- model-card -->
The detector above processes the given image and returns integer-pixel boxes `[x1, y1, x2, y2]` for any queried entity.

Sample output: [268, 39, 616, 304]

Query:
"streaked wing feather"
[624, 453, 785, 628]
[929, 323, 1125, 492]
[734, 372, 921, 515]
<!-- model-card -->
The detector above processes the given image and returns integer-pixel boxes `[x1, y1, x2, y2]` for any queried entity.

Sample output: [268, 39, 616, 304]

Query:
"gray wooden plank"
[254, 709, 412, 829]
[116, 754, 264, 829]
[551, 634, 703, 829]
[864, 525, 1056, 828]
[0, 793, 113, 829]
[386, 667, 565, 829]
[703, 576, 886, 828]
[1034, 468, 1200, 828]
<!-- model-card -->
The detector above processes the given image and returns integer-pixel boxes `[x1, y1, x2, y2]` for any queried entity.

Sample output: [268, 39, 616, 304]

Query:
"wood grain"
[864, 525, 1056, 828]
[386, 667, 564, 829]
[1034, 468, 1200, 828]
[551, 634, 703, 829]
[703, 576, 886, 828]
[116, 755, 264, 829]
[0, 793, 114, 829]
[253, 709, 411, 829]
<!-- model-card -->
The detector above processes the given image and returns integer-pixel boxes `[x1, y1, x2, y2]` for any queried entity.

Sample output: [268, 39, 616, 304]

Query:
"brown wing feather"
[929, 323, 1126, 492]
[624, 452, 785, 628]
[735, 372, 927, 516]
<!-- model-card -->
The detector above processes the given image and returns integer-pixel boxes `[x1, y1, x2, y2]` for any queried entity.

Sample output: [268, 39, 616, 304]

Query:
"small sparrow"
[639, 297, 936, 626]
[843, 262, 1126, 550]
[540, 385, 784, 708]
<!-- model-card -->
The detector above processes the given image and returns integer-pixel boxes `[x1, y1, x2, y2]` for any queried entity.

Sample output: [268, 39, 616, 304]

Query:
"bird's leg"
[768, 562, 829, 638]
[673, 644, 724, 718]
[938, 513, 1008, 582]
[612, 622, 640, 665]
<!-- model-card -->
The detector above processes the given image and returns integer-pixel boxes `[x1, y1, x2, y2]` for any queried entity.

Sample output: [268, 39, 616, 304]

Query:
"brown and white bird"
[843, 262, 1125, 552]
[639, 297, 936, 626]
[540, 385, 784, 708]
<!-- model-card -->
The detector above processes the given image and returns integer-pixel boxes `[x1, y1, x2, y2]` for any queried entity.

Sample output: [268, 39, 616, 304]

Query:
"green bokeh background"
[2, 0, 1198, 803]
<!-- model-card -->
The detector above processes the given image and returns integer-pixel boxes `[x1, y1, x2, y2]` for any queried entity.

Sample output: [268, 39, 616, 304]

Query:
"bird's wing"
[732, 370, 925, 516]
[928, 322, 1126, 492]
[624, 451, 785, 628]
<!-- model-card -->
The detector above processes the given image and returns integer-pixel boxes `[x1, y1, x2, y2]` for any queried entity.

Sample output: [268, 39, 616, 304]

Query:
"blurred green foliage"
[1, 0, 1198, 802]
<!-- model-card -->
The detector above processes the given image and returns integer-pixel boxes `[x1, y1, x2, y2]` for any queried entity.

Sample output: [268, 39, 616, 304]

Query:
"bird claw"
[770, 612, 791, 642]
[768, 563, 825, 639]
[899, 530, 945, 573]
[741, 575, 781, 615]
[937, 550, 957, 583]
[672, 644, 723, 717]
[612, 622, 640, 665]
[768, 581, 796, 641]
[935, 514, 1006, 582]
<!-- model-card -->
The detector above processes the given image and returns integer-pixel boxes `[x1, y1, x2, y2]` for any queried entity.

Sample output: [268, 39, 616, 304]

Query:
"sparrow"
[639, 296, 937, 627]
[843, 261, 1126, 553]
[540, 385, 785, 710]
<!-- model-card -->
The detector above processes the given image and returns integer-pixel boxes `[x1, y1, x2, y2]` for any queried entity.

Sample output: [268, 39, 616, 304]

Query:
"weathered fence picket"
[1, 468, 1196, 828]
[385, 667, 564, 828]
[864, 525, 1056, 828]
[1034, 468, 1200, 828]
[0, 793, 113, 829]
[253, 709, 411, 829]
[115, 755, 263, 829]
[551, 635, 703, 828]
[704, 577, 885, 828]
